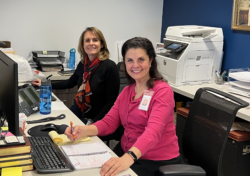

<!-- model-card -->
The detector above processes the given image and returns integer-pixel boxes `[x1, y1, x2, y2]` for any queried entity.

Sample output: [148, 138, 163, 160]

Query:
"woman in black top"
[32, 27, 120, 124]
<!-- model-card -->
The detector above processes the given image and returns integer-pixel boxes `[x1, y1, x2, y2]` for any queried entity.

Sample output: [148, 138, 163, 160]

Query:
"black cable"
[0, 111, 7, 127]
[26, 114, 66, 124]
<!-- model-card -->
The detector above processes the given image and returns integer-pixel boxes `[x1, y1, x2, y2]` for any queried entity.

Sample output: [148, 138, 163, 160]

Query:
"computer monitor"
[0, 51, 20, 135]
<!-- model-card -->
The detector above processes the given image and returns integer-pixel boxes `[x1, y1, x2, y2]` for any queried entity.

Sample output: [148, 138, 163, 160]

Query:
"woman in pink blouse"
[65, 37, 183, 176]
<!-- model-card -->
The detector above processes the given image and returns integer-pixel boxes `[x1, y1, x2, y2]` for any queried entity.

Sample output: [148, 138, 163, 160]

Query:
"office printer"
[156, 25, 224, 86]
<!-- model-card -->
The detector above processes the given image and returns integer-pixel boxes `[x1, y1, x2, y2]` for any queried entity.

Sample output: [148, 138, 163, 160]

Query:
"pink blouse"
[94, 80, 179, 160]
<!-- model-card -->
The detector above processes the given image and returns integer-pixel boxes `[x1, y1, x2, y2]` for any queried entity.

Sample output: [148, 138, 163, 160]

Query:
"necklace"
[136, 86, 145, 94]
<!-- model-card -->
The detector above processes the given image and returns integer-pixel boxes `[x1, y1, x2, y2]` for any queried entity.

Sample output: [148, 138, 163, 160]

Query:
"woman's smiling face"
[125, 48, 152, 82]
[83, 31, 103, 60]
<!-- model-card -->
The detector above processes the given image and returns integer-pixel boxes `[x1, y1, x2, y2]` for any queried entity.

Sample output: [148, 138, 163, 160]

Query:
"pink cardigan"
[94, 81, 179, 160]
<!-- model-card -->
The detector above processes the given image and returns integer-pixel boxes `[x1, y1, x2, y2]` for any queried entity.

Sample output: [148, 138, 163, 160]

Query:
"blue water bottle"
[69, 48, 76, 69]
[40, 77, 52, 114]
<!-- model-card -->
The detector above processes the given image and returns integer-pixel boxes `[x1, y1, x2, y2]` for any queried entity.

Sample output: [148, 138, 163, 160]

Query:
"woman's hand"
[64, 125, 86, 141]
[100, 153, 134, 176]
[32, 79, 41, 87]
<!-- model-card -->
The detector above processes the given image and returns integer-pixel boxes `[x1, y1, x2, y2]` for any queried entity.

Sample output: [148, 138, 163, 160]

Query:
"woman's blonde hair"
[78, 27, 110, 62]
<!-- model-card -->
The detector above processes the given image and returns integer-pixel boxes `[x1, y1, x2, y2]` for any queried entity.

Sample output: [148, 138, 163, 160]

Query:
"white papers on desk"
[228, 86, 250, 98]
[231, 122, 250, 132]
[51, 102, 68, 110]
[37, 54, 59, 58]
[230, 81, 250, 90]
[40, 60, 62, 65]
[228, 71, 250, 104]
[229, 72, 250, 82]
[61, 142, 112, 170]
[0, 48, 15, 52]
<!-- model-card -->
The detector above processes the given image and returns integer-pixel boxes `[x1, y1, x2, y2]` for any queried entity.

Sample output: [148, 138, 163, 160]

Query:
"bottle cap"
[41, 78, 51, 85]
[70, 48, 76, 53]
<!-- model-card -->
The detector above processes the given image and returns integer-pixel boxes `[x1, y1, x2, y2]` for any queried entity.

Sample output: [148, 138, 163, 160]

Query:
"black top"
[52, 59, 120, 122]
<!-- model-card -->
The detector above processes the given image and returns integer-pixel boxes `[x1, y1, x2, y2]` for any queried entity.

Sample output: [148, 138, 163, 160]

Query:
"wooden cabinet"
[51, 80, 78, 108]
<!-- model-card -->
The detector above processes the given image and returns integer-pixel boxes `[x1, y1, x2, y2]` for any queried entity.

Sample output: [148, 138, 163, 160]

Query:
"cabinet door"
[51, 80, 78, 108]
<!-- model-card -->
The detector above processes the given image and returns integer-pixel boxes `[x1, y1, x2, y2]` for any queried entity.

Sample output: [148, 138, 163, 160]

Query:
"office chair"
[101, 62, 127, 147]
[159, 87, 249, 176]
[117, 61, 128, 93]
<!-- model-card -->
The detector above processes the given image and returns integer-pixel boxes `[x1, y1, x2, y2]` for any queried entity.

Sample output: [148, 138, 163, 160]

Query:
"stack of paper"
[229, 72, 250, 82]
[228, 71, 250, 98]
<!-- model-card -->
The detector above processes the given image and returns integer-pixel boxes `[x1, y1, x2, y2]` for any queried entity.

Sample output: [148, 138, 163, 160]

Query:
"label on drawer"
[243, 145, 250, 155]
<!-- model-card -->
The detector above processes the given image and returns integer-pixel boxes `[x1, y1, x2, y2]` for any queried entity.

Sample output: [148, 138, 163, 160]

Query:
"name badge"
[138, 90, 154, 111]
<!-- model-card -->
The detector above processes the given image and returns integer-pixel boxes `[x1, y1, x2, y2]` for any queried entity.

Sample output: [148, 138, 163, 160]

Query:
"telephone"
[18, 84, 40, 117]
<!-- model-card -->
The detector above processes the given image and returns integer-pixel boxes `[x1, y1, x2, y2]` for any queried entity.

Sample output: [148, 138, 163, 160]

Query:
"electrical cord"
[26, 114, 66, 124]
[0, 111, 7, 128]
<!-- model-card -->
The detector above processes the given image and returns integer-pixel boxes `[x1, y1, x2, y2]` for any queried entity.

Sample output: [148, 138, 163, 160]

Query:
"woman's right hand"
[32, 79, 41, 87]
[65, 125, 86, 141]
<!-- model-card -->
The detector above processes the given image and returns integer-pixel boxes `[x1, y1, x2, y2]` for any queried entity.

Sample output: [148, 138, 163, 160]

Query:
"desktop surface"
[170, 83, 250, 122]
[23, 96, 137, 176]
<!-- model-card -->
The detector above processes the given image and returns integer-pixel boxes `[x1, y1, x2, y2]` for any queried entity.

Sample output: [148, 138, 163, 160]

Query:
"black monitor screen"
[0, 51, 20, 135]
[27, 88, 40, 103]
[166, 43, 182, 50]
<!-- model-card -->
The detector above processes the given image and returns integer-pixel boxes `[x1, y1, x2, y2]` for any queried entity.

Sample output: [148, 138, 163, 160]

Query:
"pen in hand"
[70, 121, 76, 141]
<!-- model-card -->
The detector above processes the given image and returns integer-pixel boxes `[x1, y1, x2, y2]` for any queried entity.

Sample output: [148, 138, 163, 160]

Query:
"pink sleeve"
[94, 89, 124, 136]
[133, 85, 175, 156]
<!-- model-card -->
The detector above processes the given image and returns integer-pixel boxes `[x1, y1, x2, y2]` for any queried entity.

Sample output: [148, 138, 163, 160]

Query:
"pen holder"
[216, 76, 228, 89]
[216, 77, 224, 85]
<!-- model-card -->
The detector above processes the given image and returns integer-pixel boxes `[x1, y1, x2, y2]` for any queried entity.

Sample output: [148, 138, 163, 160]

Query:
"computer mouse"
[41, 123, 57, 131]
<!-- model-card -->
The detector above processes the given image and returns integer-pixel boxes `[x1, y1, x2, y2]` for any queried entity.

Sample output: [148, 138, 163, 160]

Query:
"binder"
[0, 129, 31, 157]
[0, 156, 32, 168]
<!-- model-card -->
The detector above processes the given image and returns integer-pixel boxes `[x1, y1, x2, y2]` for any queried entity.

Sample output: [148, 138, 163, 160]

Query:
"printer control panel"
[164, 41, 188, 53]
[157, 40, 188, 60]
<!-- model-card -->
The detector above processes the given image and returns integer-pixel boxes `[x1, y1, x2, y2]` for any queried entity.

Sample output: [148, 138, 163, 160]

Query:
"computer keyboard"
[28, 136, 74, 173]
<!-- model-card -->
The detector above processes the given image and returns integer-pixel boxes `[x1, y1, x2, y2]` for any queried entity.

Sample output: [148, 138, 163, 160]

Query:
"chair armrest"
[159, 164, 205, 176]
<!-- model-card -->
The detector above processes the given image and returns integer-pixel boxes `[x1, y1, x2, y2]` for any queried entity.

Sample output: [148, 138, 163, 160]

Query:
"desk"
[170, 83, 250, 122]
[23, 95, 137, 176]
[41, 71, 71, 81]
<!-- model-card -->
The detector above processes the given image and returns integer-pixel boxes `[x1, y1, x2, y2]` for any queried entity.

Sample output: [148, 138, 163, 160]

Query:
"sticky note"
[1, 127, 8, 131]
[1, 167, 22, 176]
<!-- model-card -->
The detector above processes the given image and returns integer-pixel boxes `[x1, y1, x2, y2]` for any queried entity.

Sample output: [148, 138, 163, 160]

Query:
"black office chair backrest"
[117, 61, 128, 94]
[183, 87, 248, 176]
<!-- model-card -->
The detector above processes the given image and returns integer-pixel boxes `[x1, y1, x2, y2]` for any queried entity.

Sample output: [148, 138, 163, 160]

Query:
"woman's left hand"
[100, 154, 134, 176]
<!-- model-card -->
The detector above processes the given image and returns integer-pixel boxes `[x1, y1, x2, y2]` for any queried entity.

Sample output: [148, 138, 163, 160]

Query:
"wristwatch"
[86, 119, 93, 125]
[126, 151, 137, 162]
